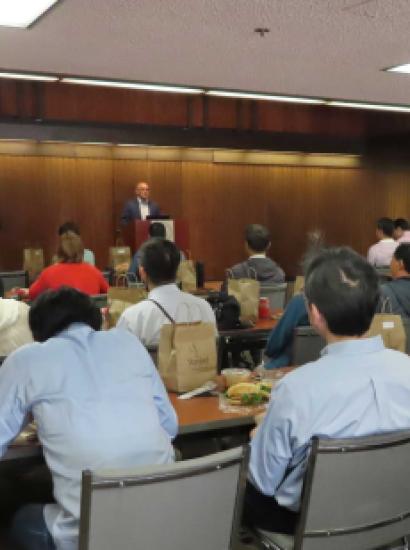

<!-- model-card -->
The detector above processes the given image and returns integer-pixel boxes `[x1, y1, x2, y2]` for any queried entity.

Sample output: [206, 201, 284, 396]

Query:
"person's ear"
[308, 303, 327, 335]
[139, 266, 147, 282]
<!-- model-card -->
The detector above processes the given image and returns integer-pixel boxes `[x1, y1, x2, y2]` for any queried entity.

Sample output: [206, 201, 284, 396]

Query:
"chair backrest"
[375, 266, 392, 283]
[0, 271, 28, 293]
[260, 283, 288, 311]
[101, 270, 112, 285]
[90, 294, 108, 309]
[290, 326, 325, 366]
[402, 318, 410, 354]
[295, 430, 410, 550]
[79, 446, 248, 550]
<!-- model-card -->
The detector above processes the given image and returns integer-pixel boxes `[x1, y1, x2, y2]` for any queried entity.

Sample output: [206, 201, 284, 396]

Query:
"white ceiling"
[1, 0, 410, 105]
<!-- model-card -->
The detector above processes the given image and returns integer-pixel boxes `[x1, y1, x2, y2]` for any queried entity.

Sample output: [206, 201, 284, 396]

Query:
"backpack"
[206, 291, 241, 330]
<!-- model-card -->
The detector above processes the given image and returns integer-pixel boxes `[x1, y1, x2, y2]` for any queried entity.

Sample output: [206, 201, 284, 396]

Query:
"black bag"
[206, 291, 242, 330]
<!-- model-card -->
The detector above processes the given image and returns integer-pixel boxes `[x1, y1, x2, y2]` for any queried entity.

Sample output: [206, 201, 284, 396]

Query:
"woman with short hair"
[23, 231, 108, 301]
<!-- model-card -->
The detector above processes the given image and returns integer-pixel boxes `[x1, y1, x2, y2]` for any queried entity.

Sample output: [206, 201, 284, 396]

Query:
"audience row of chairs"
[77, 430, 410, 550]
[291, 318, 410, 365]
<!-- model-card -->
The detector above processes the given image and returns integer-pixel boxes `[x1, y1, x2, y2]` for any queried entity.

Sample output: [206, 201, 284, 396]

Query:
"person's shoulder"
[228, 261, 247, 276]
[3, 339, 45, 369]
[120, 299, 151, 320]
[180, 291, 215, 315]
[99, 326, 145, 347]
[368, 241, 380, 252]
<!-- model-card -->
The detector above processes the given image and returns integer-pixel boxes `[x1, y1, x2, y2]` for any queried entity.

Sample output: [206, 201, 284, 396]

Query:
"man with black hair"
[245, 247, 410, 535]
[128, 222, 185, 276]
[380, 243, 410, 317]
[227, 224, 285, 285]
[394, 218, 410, 243]
[117, 238, 215, 346]
[58, 221, 95, 265]
[0, 288, 177, 550]
[367, 217, 397, 267]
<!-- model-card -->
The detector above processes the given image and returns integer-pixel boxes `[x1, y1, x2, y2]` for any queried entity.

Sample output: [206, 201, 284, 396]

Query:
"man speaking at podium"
[120, 181, 161, 224]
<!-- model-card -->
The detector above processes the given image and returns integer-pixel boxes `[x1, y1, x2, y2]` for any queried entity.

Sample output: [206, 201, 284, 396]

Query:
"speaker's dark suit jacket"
[120, 199, 161, 225]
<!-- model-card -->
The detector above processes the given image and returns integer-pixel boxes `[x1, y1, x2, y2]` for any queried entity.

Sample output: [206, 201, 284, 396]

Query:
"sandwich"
[226, 381, 273, 406]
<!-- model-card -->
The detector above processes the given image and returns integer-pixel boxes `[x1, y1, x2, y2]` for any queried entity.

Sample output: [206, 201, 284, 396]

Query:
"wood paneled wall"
[2, 80, 410, 139]
[1, 154, 409, 279]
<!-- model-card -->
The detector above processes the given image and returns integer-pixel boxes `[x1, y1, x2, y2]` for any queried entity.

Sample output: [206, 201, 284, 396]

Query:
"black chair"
[290, 326, 325, 366]
[90, 294, 108, 309]
[101, 270, 113, 286]
[255, 430, 410, 549]
[375, 266, 392, 283]
[0, 271, 28, 293]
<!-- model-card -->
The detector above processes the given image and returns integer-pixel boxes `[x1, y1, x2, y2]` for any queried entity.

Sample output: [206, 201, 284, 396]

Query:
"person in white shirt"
[393, 218, 410, 243]
[0, 298, 33, 357]
[117, 238, 216, 347]
[367, 217, 398, 267]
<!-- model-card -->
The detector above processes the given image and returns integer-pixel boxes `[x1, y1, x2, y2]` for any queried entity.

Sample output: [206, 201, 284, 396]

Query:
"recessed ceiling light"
[0, 71, 58, 81]
[61, 77, 203, 94]
[0, 0, 59, 28]
[386, 63, 410, 74]
[206, 90, 324, 105]
[328, 100, 410, 113]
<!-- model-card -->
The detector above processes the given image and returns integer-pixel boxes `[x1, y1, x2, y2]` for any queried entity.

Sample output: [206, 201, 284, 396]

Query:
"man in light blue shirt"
[246, 247, 410, 534]
[0, 288, 177, 550]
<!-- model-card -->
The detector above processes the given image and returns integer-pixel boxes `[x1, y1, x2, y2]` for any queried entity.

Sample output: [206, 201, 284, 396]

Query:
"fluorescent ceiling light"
[61, 77, 203, 94]
[328, 100, 410, 113]
[0, 0, 59, 28]
[207, 90, 324, 104]
[0, 71, 58, 81]
[386, 64, 410, 74]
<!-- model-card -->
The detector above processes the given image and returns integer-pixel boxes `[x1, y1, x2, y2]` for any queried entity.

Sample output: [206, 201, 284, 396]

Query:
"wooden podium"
[121, 219, 190, 255]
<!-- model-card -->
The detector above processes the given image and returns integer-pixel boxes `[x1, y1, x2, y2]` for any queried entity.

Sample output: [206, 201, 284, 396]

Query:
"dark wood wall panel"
[43, 84, 189, 126]
[1, 154, 410, 279]
[4, 79, 410, 139]
[0, 156, 114, 269]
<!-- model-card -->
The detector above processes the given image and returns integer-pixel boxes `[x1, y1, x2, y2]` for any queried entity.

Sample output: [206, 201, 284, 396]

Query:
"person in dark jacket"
[226, 224, 285, 285]
[120, 181, 160, 224]
[380, 243, 410, 317]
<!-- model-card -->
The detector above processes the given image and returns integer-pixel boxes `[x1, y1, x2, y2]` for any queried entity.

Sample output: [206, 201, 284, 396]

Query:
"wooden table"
[219, 317, 278, 339]
[170, 366, 294, 436]
[170, 394, 260, 435]
[3, 368, 296, 462]
[218, 316, 280, 371]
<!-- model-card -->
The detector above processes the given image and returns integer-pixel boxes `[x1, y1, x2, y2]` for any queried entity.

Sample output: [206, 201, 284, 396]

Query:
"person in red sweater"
[23, 232, 108, 301]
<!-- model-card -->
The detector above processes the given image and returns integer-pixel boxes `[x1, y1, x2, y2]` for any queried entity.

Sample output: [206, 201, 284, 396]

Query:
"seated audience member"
[0, 288, 177, 550]
[393, 218, 410, 243]
[367, 217, 398, 267]
[380, 243, 410, 317]
[0, 296, 33, 356]
[129, 222, 186, 276]
[117, 238, 216, 347]
[227, 224, 285, 285]
[263, 293, 309, 368]
[263, 229, 324, 369]
[24, 231, 108, 300]
[244, 247, 410, 535]
[58, 221, 95, 265]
